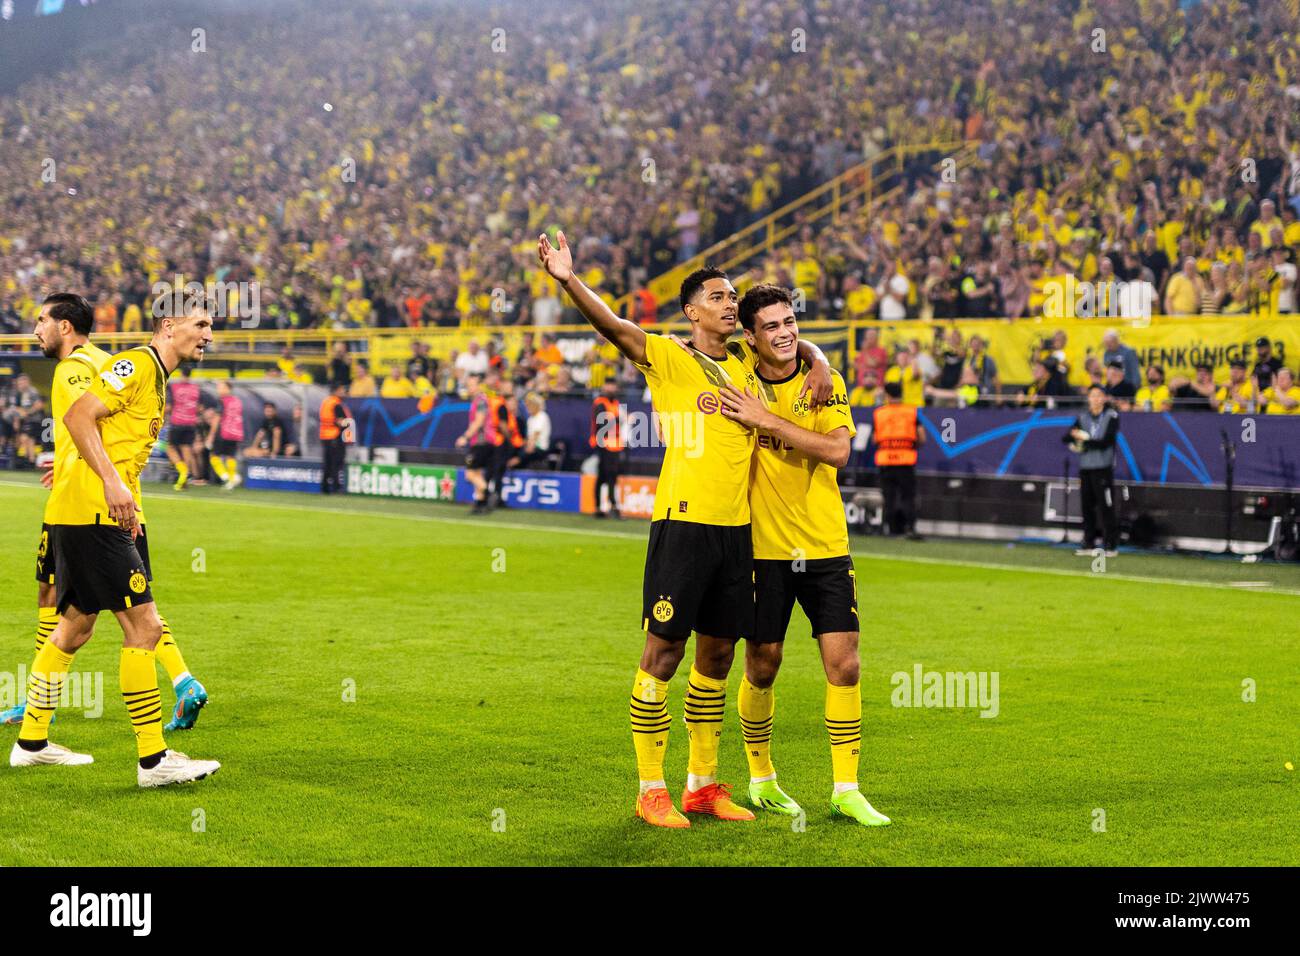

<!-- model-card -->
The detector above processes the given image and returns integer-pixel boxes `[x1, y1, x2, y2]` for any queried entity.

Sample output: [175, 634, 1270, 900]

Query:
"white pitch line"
[0, 478, 643, 542]
[849, 551, 1300, 597]
[2, 479, 1297, 597]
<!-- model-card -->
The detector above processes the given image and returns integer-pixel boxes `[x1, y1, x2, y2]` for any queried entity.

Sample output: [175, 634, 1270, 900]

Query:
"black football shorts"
[35, 522, 56, 584]
[170, 425, 197, 446]
[641, 518, 753, 640]
[54, 523, 154, 615]
[751, 555, 859, 644]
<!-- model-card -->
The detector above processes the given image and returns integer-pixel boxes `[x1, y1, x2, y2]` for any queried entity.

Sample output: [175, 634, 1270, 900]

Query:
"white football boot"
[138, 750, 221, 788]
[9, 740, 93, 766]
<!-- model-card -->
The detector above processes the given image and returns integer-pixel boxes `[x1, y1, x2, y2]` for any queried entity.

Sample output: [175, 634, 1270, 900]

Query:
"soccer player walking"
[539, 231, 831, 828]
[210, 380, 244, 490]
[3, 294, 208, 735]
[716, 284, 892, 826]
[167, 366, 201, 489]
[10, 304, 221, 787]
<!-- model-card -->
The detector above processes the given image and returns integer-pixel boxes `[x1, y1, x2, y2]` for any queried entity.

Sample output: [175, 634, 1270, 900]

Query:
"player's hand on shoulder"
[537, 230, 573, 283]
[800, 358, 834, 407]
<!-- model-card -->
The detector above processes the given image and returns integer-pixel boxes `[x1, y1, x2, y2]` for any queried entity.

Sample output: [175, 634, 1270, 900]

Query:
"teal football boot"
[164, 676, 209, 732]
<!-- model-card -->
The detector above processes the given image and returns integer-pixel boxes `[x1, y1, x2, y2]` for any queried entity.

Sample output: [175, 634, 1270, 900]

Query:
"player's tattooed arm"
[538, 230, 647, 365]
[796, 340, 833, 407]
[64, 392, 141, 531]
[718, 384, 850, 467]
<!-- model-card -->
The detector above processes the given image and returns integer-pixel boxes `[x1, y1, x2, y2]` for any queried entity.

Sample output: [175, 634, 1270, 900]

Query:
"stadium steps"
[610, 139, 978, 319]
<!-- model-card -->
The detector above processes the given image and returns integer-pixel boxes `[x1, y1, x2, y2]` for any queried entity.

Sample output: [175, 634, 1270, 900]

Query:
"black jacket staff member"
[1065, 385, 1120, 556]
[872, 381, 925, 538]
[319, 383, 354, 495]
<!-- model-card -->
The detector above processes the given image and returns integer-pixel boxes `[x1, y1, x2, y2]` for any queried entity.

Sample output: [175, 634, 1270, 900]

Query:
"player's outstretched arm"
[64, 391, 141, 530]
[538, 230, 647, 365]
[718, 384, 850, 467]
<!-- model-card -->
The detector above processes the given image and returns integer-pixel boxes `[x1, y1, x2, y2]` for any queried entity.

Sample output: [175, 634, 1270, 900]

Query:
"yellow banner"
[855, 318, 1299, 386]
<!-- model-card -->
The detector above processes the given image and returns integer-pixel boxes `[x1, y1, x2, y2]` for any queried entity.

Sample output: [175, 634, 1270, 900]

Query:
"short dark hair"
[42, 293, 93, 336]
[738, 284, 793, 331]
[679, 267, 729, 317]
[883, 381, 902, 400]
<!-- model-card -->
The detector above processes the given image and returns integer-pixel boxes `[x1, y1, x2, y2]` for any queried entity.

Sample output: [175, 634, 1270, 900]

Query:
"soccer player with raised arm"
[539, 231, 832, 828]
[10, 304, 221, 787]
[2, 294, 208, 734]
[717, 284, 892, 827]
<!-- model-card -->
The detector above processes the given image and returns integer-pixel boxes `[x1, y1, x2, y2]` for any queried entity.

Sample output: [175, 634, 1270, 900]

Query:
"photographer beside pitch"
[713, 285, 891, 827]
[1065, 385, 1120, 557]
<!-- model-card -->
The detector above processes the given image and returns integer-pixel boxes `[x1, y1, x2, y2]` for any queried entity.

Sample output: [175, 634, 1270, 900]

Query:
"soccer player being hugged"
[3, 294, 208, 736]
[715, 285, 891, 827]
[10, 303, 220, 787]
[539, 231, 832, 828]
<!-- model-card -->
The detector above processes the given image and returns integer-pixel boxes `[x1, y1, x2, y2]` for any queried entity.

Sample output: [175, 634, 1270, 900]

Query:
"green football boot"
[748, 778, 803, 817]
[831, 788, 892, 827]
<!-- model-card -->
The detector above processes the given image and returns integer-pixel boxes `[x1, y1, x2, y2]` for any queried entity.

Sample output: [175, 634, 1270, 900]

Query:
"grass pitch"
[0, 476, 1295, 866]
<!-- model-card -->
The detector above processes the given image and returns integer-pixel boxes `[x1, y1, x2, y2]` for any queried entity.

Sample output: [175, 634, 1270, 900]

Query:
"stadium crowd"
[1, 0, 938, 334]
[3, 0, 1298, 338]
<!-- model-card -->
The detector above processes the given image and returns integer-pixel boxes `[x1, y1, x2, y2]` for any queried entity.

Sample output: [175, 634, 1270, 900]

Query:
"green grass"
[0, 476, 1296, 866]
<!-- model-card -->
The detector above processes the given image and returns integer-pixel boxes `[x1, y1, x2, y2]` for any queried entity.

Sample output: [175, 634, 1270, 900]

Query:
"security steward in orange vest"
[872, 380, 925, 538]
[590, 379, 625, 519]
[487, 378, 525, 507]
[319, 382, 354, 494]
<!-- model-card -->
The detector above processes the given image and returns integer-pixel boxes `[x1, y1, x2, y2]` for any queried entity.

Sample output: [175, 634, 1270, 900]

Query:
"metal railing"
[607, 138, 973, 318]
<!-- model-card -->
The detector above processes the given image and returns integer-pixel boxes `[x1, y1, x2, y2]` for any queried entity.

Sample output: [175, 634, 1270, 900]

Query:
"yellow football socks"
[684, 666, 727, 780]
[738, 675, 775, 779]
[629, 668, 670, 785]
[154, 617, 189, 685]
[826, 681, 862, 786]
[35, 606, 58, 655]
[209, 456, 229, 482]
[19, 640, 74, 744]
[121, 648, 166, 761]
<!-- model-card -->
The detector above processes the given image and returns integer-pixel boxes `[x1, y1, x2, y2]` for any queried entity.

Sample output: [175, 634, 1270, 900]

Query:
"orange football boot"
[681, 782, 756, 821]
[635, 787, 691, 828]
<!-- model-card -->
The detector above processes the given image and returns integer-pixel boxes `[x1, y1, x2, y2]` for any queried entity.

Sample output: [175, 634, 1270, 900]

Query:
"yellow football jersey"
[884, 364, 925, 407]
[1134, 384, 1171, 411]
[1263, 386, 1300, 414]
[1214, 382, 1255, 414]
[46, 345, 169, 527]
[634, 333, 759, 526]
[749, 365, 855, 561]
[43, 343, 114, 524]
